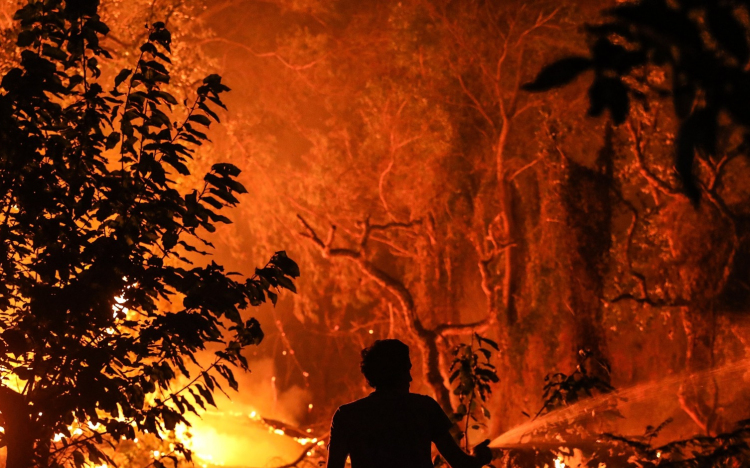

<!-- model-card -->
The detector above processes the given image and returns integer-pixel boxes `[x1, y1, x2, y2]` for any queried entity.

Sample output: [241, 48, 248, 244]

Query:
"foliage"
[535, 349, 615, 418]
[504, 350, 620, 468]
[511, 417, 750, 467]
[510, 355, 750, 468]
[524, 0, 750, 202]
[449, 333, 500, 448]
[0, 1, 297, 467]
[433, 333, 498, 467]
[600, 418, 750, 467]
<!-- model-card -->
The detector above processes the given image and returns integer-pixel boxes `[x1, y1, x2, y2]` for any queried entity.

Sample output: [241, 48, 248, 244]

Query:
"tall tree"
[525, 0, 750, 435]
[0, 1, 297, 467]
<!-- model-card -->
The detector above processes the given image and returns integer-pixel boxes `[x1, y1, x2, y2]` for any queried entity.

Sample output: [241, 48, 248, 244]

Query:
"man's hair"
[360, 339, 411, 388]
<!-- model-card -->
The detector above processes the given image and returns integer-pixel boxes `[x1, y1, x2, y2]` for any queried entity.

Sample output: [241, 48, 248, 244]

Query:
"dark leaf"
[105, 131, 120, 150]
[523, 56, 592, 92]
[114, 68, 132, 89]
[588, 77, 630, 124]
[188, 114, 211, 126]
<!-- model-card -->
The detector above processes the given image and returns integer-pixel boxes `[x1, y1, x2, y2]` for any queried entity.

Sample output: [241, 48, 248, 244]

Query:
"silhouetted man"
[327, 339, 493, 468]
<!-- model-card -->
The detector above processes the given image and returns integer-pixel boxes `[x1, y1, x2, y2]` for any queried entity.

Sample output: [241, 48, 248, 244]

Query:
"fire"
[163, 357, 319, 466]
[171, 399, 324, 467]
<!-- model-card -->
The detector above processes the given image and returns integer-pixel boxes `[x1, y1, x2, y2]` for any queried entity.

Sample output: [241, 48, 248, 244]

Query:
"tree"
[525, 0, 750, 436]
[523, 0, 750, 203]
[0, 1, 297, 467]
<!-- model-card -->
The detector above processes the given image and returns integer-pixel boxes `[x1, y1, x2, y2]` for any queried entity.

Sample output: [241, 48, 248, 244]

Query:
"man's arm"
[433, 433, 493, 468]
[326, 409, 349, 468]
[326, 438, 348, 468]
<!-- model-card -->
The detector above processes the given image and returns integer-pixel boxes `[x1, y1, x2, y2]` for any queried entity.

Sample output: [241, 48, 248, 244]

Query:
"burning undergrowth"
[104, 358, 325, 468]
[491, 355, 750, 468]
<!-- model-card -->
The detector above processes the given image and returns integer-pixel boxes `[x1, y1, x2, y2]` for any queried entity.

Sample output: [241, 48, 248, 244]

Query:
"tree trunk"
[560, 124, 614, 373]
[0, 386, 35, 468]
[414, 327, 453, 412]
[678, 304, 726, 435]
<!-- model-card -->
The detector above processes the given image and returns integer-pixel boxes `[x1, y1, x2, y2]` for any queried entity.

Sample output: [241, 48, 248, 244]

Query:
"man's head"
[360, 339, 412, 390]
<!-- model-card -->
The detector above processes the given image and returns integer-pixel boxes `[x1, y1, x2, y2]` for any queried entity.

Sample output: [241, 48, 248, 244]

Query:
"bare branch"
[296, 215, 415, 316]
[197, 37, 327, 71]
[264, 434, 330, 468]
[435, 317, 494, 336]
[456, 73, 495, 129]
[378, 159, 396, 221]
[508, 157, 541, 181]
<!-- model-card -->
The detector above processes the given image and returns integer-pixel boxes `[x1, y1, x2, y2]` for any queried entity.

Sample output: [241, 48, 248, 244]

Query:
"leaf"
[267, 289, 278, 305]
[105, 131, 120, 150]
[209, 187, 239, 205]
[212, 163, 241, 177]
[201, 196, 224, 209]
[163, 231, 178, 250]
[114, 68, 132, 89]
[588, 77, 630, 124]
[155, 90, 178, 105]
[188, 114, 211, 126]
[16, 29, 37, 47]
[273, 251, 300, 278]
[277, 275, 297, 293]
[42, 44, 67, 61]
[73, 451, 85, 468]
[480, 337, 499, 351]
[199, 102, 221, 122]
[522, 57, 592, 91]
[2, 329, 27, 355]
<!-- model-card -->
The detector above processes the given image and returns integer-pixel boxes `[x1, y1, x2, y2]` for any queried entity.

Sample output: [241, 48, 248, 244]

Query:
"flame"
[178, 415, 314, 467]
[173, 399, 323, 467]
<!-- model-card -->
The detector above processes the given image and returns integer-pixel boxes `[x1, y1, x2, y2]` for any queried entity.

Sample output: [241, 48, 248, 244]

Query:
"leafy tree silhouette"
[0, 1, 297, 467]
[524, 0, 750, 203]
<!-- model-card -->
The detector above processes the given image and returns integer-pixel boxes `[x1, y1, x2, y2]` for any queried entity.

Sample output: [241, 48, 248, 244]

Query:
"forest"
[1, 0, 750, 467]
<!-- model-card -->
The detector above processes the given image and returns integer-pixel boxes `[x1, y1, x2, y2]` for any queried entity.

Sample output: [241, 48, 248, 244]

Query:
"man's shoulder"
[337, 392, 438, 412]
[407, 392, 438, 404]
[337, 393, 378, 411]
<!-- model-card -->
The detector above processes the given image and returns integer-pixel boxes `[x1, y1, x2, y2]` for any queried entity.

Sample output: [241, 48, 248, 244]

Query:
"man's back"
[329, 391, 452, 468]
[326, 340, 492, 468]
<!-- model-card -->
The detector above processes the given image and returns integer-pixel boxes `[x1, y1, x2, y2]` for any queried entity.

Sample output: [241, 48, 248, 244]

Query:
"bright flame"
[168, 358, 315, 466]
